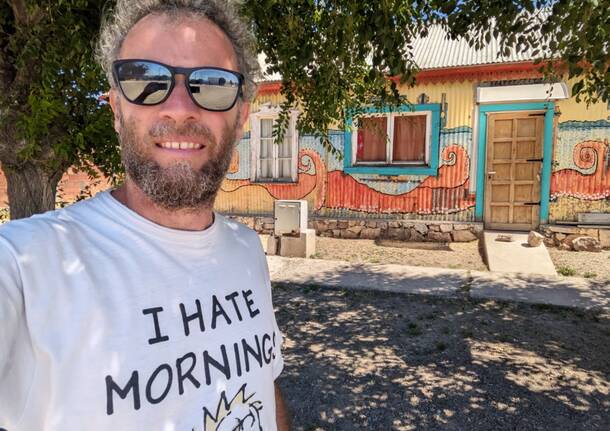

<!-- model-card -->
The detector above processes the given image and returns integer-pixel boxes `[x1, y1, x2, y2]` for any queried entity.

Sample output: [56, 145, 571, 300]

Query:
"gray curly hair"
[96, 0, 259, 100]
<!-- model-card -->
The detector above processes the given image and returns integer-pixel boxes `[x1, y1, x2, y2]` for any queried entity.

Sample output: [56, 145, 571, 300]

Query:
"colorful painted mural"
[221, 147, 327, 210]
[325, 144, 473, 214]
[551, 139, 609, 200]
[549, 120, 610, 222]
[215, 74, 610, 225]
[215, 125, 476, 220]
[2, 61, 606, 227]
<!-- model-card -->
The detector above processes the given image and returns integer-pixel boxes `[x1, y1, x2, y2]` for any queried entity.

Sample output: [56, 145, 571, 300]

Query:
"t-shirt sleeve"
[0, 234, 35, 427]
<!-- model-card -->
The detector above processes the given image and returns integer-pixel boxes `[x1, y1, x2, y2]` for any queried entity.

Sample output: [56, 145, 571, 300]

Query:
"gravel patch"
[548, 248, 610, 281]
[314, 237, 610, 281]
[314, 237, 487, 272]
[274, 284, 610, 431]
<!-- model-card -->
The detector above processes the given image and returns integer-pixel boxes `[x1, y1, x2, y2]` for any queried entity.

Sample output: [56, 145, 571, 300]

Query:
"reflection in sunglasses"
[114, 60, 243, 111]
[133, 81, 169, 104]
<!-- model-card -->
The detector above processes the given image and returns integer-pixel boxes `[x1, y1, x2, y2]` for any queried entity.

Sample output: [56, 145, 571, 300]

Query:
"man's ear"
[234, 101, 250, 141]
[108, 89, 122, 134]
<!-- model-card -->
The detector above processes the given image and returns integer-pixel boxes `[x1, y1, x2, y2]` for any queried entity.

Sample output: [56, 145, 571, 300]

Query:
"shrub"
[557, 266, 577, 276]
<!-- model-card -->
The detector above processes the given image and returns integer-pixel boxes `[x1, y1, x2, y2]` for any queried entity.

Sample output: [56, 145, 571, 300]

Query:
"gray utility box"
[274, 200, 308, 236]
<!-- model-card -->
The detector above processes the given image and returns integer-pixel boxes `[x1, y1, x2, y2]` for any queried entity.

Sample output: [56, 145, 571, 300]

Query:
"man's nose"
[157, 75, 200, 122]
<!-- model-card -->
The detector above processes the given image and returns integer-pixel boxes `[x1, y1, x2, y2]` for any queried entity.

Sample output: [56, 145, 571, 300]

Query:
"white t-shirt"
[0, 190, 284, 431]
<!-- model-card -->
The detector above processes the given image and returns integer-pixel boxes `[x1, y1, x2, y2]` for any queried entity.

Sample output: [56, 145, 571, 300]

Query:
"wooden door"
[484, 112, 544, 230]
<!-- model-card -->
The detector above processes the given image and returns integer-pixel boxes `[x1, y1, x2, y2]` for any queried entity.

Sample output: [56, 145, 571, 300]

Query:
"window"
[251, 106, 299, 182]
[356, 113, 429, 164]
[345, 104, 441, 175]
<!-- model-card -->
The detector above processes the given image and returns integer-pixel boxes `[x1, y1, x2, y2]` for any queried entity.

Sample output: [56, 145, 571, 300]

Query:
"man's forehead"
[119, 12, 238, 69]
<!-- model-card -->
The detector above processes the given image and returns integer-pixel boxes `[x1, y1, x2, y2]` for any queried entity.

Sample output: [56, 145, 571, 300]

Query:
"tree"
[0, 0, 120, 220]
[1, 1, 607, 220]
[242, 0, 609, 147]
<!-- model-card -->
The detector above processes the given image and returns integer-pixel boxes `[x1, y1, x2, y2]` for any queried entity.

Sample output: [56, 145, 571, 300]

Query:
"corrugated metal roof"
[258, 12, 550, 82]
[411, 25, 540, 70]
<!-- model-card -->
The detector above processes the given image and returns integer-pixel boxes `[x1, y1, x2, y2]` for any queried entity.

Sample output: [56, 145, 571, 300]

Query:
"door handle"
[487, 171, 496, 179]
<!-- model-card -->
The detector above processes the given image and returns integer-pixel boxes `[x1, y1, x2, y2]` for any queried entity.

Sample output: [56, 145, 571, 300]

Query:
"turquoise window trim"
[475, 102, 555, 224]
[344, 104, 441, 176]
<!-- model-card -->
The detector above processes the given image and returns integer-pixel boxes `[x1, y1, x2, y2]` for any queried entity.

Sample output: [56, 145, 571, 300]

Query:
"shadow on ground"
[273, 284, 610, 431]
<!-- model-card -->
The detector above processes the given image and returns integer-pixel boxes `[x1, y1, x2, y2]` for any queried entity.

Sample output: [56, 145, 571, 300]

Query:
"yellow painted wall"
[252, 80, 478, 130]
[397, 80, 475, 129]
[252, 78, 610, 130]
[556, 79, 610, 121]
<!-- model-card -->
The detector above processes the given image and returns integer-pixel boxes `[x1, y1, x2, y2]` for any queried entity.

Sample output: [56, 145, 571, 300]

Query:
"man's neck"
[111, 180, 215, 231]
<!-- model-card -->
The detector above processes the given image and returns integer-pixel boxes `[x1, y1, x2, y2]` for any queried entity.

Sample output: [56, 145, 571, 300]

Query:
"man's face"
[109, 13, 250, 210]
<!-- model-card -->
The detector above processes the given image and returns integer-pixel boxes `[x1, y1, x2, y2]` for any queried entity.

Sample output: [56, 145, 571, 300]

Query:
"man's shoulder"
[215, 214, 263, 248]
[0, 195, 103, 252]
[217, 214, 256, 233]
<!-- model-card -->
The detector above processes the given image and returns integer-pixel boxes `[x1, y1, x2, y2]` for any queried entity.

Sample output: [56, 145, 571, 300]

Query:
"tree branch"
[9, 0, 28, 25]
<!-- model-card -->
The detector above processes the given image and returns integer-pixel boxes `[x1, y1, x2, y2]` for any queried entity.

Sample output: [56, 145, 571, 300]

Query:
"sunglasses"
[112, 59, 244, 112]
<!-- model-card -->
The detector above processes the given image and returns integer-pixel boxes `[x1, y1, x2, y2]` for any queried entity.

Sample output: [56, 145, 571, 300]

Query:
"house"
[216, 27, 610, 245]
[1, 27, 608, 246]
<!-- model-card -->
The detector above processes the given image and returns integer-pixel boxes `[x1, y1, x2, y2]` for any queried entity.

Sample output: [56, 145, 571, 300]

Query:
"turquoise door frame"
[475, 102, 555, 225]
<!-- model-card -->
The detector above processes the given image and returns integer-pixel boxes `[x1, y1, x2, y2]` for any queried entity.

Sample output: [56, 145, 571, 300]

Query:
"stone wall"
[227, 215, 483, 242]
[540, 225, 610, 250]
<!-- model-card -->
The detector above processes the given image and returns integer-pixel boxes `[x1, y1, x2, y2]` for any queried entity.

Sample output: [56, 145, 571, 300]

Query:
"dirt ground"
[314, 237, 488, 271]
[548, 248, 610, 280]
[314, 237, 610, 281]
[274, 284, 610, 431]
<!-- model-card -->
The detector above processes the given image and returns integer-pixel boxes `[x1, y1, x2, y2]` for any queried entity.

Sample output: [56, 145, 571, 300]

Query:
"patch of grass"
[339, 288, 350, 296]
[532, 303, 558, 312]
[271, 282, 291, 291]
[302, 284, 322, 294]
[406, 321, 422, 336]
[461, 329, 474, 338]
[441, 326, 451, 335]
[498, 333, 512, 343]
[583, 271, 597, 279]
[557, 266, 577, 276]
[460, 278, 473, 294]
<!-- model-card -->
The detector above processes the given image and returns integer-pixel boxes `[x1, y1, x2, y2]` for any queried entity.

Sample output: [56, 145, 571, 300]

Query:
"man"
[0, 1, 290, 430]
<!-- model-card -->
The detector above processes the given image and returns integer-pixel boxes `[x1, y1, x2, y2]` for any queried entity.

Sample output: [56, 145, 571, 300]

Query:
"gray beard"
[118, 114, 238, 211]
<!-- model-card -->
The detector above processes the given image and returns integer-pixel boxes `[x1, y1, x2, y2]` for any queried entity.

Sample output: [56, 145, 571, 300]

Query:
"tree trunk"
[4, 163, 63, 220]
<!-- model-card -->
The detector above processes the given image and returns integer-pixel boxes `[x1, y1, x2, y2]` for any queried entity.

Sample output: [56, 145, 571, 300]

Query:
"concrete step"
[483, 231, 557, 276]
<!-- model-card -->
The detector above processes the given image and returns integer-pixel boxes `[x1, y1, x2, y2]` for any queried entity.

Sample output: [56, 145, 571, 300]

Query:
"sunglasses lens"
[116, 61, 171, 105]
[189, 69, 241, 110]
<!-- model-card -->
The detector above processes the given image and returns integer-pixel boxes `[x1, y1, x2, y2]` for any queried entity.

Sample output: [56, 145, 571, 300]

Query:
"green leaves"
[243, 0, 422, 148]
[0, 0, 119, 176]
[244, 0, 608, 151]
[1, 0, 607, 187]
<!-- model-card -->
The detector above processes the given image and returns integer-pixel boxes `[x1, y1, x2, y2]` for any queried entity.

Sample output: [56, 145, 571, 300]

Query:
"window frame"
[250, 105, 299, 182]
[344, 103, 441, 176]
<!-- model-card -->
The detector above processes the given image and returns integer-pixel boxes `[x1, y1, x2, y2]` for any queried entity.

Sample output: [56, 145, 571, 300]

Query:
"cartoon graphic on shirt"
[201, 384, 263, 431]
